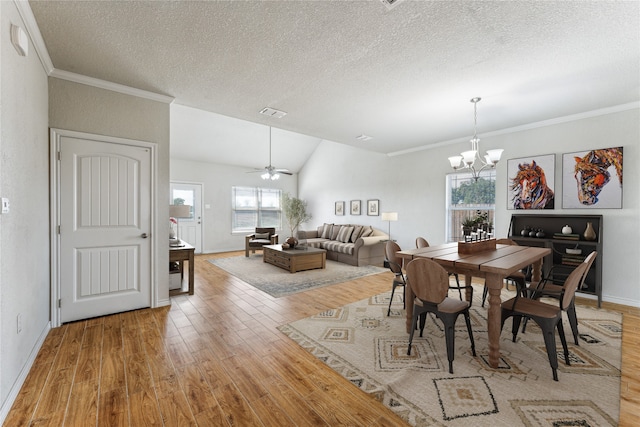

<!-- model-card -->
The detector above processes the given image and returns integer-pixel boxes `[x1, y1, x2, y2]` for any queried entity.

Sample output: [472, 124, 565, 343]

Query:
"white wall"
[0, 1, 50, 417]
[170, 158, 298, 253]
[299, 108, 640, 307]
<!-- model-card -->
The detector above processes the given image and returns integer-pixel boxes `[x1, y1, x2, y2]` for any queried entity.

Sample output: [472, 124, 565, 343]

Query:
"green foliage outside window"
[451, 177, 495, 205]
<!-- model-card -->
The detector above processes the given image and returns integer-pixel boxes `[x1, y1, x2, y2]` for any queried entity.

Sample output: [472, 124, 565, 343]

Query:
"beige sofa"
[297, 223, 388, 266]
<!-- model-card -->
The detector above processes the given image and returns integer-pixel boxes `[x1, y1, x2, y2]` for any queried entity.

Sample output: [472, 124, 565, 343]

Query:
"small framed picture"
[350, 200, 361, 215]
[335, 201, 345, 216]
[367, 199, 379, 216]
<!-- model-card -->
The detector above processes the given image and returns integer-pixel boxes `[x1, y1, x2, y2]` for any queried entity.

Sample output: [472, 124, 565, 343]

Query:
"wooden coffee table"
[263, 244, 326, 273]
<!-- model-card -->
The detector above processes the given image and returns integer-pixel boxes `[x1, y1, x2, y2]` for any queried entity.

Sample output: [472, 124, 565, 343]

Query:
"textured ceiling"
[29, 0, 640, 171]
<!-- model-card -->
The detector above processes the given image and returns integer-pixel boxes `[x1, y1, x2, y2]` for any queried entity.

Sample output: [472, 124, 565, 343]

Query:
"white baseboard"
[602, 295, 640, 309]
[0, 321, 51, 424]
[157, 297, 171, 307]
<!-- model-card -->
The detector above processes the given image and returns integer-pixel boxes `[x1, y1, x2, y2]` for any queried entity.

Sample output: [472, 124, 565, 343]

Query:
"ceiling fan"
[248, 127, 292, 180]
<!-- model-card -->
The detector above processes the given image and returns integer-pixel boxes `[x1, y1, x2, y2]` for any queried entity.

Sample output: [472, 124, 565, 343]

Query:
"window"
[232, 186, 282, 232]
[445, 170, 496, 242]
[171, 188, 194, 220]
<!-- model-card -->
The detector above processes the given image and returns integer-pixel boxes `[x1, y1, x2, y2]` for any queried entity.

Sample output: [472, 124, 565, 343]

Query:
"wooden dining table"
[397, 242, 551, 368]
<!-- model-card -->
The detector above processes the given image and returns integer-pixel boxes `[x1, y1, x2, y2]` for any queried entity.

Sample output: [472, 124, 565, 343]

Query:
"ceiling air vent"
[379, 0, 404, 10]
[356, 134, 373, 142]
[259, 107, 287, 119]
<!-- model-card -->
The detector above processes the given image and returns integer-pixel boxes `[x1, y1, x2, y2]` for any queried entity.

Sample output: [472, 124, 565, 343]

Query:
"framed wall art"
[335, 201, 345, 216]
[350, 200, 361, 215]
[562, 146, 623, 209]
[507, 154, 555, 210]
[367, 199, 379, 216]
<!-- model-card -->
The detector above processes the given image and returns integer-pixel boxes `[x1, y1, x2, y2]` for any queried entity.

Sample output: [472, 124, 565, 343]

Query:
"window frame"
[232, 186, 282, 233]
[445, 170, 496, 243]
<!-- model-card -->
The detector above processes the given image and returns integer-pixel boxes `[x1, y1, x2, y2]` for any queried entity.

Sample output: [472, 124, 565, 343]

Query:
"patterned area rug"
[208, 255, 387, 298]
[278, 284, 622, 426]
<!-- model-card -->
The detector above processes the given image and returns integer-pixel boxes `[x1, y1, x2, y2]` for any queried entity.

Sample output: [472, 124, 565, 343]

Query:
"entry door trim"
[50, 128, 158, 327]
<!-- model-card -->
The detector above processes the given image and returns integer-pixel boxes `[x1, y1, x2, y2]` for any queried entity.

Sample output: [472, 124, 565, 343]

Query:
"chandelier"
[448, 97, 503, 181]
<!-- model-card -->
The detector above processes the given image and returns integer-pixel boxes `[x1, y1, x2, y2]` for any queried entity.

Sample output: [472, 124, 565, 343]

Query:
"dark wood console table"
[509, 214, 603, 307]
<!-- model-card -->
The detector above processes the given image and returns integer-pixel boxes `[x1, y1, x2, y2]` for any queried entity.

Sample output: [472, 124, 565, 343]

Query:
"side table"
[169, 241, 195, 296]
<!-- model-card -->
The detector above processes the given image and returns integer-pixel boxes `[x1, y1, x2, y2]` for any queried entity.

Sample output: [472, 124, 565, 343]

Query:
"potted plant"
[461, 217, 477, 236]
[461, 211, 490, 236]
[282, 193, 312, 247]
[474, 210, 489, 230]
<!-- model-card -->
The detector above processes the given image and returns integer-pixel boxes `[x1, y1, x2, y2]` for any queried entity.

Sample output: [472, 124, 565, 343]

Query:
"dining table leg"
[530, 258, 543, 285]
[485, 273, 503, 368]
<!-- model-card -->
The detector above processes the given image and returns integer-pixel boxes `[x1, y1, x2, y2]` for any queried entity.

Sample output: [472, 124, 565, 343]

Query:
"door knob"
[141, 233, 148, 238]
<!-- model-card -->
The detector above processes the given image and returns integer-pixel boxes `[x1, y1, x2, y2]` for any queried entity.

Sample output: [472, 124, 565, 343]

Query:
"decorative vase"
[562, 225, 572, 235]
[169, 220, 177, 240]
[583, 222, 596, 241]
[521, 226, 531, 237]
[536, 229, 545, 238]
[285, 236, 298, 248]
[529, 229, 537, 237]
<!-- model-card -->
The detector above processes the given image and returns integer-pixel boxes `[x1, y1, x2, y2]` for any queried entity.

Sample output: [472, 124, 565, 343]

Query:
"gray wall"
[170, 158, 298, 253]
[299, 108, 640, 307]
[0, 0, 50, 415]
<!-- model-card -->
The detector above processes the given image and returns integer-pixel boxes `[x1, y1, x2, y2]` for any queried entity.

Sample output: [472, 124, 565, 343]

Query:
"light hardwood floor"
[5, 251, 640, 426]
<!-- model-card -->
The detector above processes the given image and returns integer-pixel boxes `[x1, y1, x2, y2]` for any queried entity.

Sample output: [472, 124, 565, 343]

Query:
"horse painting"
[573, 147, 623, 206]
[510, 160, 555, 209]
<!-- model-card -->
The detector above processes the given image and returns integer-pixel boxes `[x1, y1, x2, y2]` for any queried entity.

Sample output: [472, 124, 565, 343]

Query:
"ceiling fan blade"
[275, 169, 292, 175]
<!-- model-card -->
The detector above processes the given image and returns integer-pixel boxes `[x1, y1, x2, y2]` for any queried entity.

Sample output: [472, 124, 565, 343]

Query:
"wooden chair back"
[579, 251, 597, 289]
[496, 238, 519, 246]
[385, 241, 403, 275]
[561, 262, 589, 310]
[255, 227, 275, 237]
[415, 237, 429, 248]
[406, 258, 449, 304]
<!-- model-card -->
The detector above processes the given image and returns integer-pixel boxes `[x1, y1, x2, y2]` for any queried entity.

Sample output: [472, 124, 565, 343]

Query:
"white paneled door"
[58, 133, 152, 323]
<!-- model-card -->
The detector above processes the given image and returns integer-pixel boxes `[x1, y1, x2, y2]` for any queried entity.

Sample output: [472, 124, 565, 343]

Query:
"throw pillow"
[254, 232, 270, 239]
[337, 226, 354, 243]
[360, 226, 373, 238]
[350, 225, 363, 243]
[331, 225, 342, 240]
[320, 223, 333, 239]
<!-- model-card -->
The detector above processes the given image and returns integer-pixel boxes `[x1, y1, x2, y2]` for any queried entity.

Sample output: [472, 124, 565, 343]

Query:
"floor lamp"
[381, 212, 398, 241]
[169, 204, 191, 247]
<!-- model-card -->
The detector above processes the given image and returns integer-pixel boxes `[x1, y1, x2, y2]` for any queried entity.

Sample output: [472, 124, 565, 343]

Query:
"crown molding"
[49, 69, 174, 104]
[13, 0, 174, 104]
[13, 0, 54, 73]
[387, 101, 640, 157]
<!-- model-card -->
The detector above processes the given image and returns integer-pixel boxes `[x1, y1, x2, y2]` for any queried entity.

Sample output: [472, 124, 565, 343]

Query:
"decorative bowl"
[566, 248, 582, 255]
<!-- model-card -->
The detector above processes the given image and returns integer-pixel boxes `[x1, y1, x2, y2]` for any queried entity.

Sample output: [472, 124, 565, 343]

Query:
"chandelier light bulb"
[486, 149, 504, 163]
[448, 156, 463, 169]
[461, 150, 477, 166]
